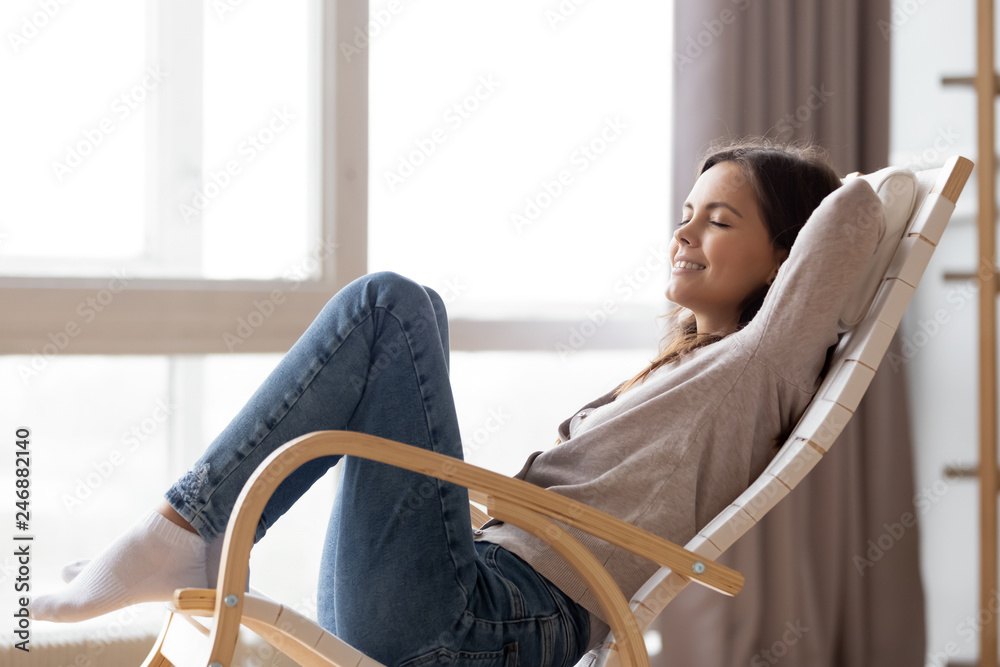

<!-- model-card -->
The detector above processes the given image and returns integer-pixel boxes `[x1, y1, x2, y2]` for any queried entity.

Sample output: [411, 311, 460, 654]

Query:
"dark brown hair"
[613, 137, 843, 398]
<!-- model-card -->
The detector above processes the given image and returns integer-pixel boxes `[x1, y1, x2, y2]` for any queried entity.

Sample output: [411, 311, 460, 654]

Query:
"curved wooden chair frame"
[141, 431, 741, 667]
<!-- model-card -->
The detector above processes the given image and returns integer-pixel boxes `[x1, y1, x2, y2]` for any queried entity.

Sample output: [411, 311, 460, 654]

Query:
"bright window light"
[369, 0, 673, 319]
[0, 1, 321, 280]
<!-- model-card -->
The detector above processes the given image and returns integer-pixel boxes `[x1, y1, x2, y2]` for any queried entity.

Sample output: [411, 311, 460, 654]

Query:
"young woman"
[30, 137, 884, 667]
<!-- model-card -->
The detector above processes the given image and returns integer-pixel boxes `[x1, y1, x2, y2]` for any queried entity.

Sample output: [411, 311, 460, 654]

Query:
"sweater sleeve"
[739, 177, 885, 390]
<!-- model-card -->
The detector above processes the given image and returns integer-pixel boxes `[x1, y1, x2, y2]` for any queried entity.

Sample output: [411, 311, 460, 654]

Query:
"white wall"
[889, 0, 993, 662]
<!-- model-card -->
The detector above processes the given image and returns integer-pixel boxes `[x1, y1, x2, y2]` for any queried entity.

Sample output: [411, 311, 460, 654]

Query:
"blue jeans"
[164, 271, 591, 667]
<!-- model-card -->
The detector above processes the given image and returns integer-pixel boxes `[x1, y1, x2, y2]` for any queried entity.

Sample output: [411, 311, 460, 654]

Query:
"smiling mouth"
[673, 260, 706, 270]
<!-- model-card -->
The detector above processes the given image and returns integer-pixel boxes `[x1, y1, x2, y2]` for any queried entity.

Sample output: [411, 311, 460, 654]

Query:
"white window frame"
[0, 0, 366, 355]
[0, 0, 652, 357]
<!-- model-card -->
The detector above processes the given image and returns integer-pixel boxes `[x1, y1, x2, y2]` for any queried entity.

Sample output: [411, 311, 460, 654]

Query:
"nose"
[673, 222, 692, 246]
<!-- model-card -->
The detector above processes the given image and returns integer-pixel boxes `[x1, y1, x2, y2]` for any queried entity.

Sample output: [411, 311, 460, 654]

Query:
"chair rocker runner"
[139, 155, 974, 667]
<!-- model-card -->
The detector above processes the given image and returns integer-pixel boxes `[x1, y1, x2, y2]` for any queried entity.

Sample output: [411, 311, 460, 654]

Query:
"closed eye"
[677, 219, 730, 229]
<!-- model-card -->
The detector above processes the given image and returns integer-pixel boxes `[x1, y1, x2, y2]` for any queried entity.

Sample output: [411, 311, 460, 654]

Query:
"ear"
[768, 248, 789, 284]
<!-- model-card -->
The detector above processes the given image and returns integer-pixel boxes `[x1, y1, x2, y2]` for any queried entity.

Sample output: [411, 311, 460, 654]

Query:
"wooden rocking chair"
[139, 155, 973, 667]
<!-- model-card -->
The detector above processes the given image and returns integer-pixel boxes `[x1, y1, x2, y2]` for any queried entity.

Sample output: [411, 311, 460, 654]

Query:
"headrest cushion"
[836, 166, 917, 332]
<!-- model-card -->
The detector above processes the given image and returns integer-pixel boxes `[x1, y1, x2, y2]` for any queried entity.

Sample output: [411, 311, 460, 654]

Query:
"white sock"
[60, 531, 249, 592]
[30, 510, 207, 622]
[60, 559, 88, 584]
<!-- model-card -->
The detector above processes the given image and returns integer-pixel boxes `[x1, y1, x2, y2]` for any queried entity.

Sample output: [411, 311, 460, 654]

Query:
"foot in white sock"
[59, 531, 249, 592]
[60, 559, 88, 584]
[30, 510, 208, 622]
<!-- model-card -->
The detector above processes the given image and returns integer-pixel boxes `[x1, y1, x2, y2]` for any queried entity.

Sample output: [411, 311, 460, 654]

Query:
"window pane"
[0, 355, 171, 639]
[201, 1, 322, 280]
[0, 1, 146, 273]
[0, 353, 335, 642]
[369, 1, 673, 319]
[0, 1, 322, 281]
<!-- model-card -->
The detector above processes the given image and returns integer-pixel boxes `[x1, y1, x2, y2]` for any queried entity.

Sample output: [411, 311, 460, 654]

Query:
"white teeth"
[674, 260, 706, 270]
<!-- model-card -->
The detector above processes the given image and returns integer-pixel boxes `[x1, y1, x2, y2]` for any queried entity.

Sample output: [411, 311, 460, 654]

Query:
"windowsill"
[0, 278, 664, 354]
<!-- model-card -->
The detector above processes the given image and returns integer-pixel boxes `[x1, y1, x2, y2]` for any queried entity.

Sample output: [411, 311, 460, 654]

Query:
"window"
[1, 0, 337, 645]
[1, 0, 672, 656]
[369, 1, 673, 321]
[2, 0, 321, 280]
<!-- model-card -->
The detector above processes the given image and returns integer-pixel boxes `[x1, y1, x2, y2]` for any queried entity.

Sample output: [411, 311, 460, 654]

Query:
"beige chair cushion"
[837, 166, 918, 332]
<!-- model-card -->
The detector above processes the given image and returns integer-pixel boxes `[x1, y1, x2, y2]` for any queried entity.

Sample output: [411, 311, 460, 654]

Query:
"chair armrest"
[203, 430, 744, 667]
[462, 487, 738, 593]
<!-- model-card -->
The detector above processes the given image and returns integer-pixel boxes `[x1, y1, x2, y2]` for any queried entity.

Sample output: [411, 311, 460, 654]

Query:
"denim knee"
[357, 272, 446, 339]
[362, 270, 430, 305]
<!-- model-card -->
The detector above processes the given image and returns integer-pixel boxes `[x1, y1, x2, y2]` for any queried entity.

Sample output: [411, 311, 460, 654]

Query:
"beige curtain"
[654, 1, 925, 665]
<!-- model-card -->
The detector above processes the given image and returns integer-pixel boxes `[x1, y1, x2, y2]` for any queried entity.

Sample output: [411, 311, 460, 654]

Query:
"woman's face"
[666, 161, 787, 335]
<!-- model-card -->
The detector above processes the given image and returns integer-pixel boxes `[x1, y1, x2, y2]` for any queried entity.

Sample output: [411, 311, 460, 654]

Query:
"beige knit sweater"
[473, 178, 886, 644]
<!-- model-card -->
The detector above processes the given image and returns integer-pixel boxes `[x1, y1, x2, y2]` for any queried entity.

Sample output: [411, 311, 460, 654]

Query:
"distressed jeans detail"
[163, 271, 590, 666]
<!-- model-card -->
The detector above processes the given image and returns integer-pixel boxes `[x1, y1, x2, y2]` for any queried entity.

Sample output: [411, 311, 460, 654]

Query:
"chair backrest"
[578, 155, 973, 666]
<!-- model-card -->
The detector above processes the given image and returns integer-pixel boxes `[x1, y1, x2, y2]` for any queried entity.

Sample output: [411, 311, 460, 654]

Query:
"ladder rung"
[941, 73, 1000, 92]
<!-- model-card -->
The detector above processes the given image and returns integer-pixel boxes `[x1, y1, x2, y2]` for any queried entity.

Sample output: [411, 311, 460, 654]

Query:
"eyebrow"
[682, 201, 744, 218]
